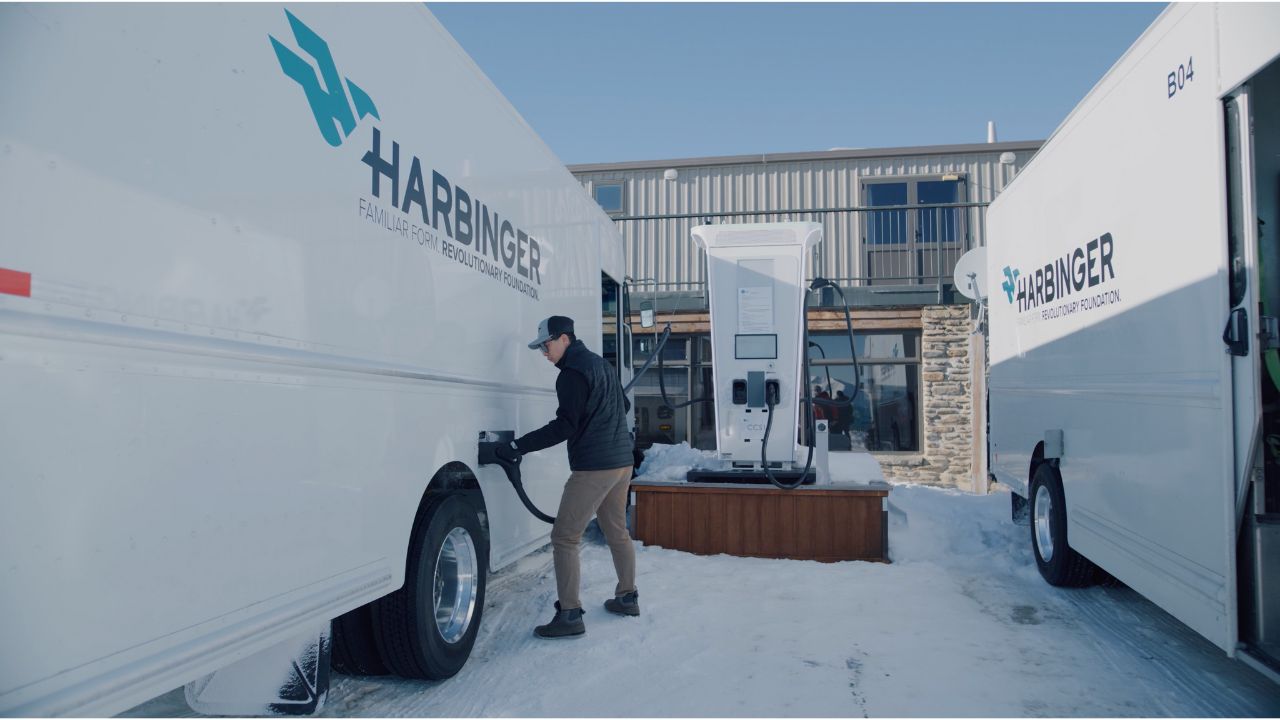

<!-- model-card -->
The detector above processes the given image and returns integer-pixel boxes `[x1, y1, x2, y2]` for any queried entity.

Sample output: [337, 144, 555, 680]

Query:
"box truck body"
[986, 3, 1280, 674]
[0, 4, 628, 715]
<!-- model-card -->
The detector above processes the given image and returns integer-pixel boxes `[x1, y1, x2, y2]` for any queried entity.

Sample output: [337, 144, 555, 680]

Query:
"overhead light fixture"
[663, 168, 678, 182]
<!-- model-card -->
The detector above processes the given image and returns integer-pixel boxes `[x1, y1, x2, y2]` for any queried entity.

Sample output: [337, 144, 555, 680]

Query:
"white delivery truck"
[986, 3, 1280, 678]
[0, 4, 632, 716]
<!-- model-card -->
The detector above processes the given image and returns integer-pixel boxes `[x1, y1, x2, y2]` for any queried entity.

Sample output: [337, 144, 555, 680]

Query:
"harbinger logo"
[1001, 266, 1020, 304]
[267, 9, 546, 300]
[1007, 232, 1118, 315]
[269, 9, 380, 147]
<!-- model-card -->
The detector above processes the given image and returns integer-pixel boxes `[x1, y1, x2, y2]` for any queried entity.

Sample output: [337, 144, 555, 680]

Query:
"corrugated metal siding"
[575, 149, 1033, 288]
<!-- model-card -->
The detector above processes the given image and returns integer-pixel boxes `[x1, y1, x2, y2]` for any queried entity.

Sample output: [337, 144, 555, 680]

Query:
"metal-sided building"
[570, 139, 1041, 491]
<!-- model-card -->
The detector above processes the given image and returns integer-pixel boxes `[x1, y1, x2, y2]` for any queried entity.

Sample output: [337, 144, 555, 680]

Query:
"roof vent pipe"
[987, 121, 997, 144]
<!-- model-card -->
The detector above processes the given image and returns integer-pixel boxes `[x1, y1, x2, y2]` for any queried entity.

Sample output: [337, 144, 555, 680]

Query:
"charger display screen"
[734, 334, 777, 359]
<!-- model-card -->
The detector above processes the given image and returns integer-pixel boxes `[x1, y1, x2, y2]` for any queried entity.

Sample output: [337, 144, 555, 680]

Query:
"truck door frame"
[1224, 86, 1261, 657]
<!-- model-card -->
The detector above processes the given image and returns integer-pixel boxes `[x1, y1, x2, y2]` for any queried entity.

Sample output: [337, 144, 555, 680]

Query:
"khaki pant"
[550, 466, 636, 610]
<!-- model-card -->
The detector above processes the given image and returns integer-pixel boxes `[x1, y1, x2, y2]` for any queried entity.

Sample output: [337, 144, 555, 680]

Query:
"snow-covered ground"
[124, 452, 1279, 718]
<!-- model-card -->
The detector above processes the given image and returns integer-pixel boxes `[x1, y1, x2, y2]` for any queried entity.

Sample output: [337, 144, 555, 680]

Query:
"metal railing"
[615, 202, 988, 305]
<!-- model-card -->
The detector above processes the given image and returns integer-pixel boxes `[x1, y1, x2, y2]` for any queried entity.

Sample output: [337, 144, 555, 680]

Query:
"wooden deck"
[631, 481, 890, 563]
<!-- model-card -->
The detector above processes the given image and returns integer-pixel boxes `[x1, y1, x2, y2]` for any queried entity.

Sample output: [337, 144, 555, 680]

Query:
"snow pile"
[638, 441, 890, 485]
[635, 442, 725, 482]
[827, 451, 887, 483]
[885, 485, 1035, 577]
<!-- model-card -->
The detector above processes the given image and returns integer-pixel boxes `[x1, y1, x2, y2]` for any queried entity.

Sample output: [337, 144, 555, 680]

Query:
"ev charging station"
[689, 222, 827, 484]
[628, 221, 890, 563]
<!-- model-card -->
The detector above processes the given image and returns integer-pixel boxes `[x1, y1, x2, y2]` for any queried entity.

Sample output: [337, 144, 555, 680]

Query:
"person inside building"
[832, 389, 852, 435]
[494, 316, 640, 638]
[813, 384, 831, 420]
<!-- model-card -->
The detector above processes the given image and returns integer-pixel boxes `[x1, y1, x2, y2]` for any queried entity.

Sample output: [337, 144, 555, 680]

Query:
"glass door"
[862, 177, 966, 286]
[863, 181, 910, 285]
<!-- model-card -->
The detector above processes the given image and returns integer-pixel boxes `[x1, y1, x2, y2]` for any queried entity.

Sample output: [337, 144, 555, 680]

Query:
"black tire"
[1029, 463, 1096, 587]
[331, 603, 389, 676]
[371, 493, 488, 680]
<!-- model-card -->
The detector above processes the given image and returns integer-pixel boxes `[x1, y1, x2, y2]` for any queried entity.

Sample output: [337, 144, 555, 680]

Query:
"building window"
[917, 180, 962, 243]
[593, 182, 625, 217]
[862, 176, 968, 286]
[864, 182, 908, 245]
[809, 330, 920, 452]
[629, 329, 921, 454]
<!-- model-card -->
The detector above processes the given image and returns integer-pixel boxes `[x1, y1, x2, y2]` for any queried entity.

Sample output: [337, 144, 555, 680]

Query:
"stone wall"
[872, 305, 975, 489]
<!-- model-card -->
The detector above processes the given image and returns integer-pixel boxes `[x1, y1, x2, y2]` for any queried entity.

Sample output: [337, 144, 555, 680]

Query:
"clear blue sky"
[429, 3, 1166, 165]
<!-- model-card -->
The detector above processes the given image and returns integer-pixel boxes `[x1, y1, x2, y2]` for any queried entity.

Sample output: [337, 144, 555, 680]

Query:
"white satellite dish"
[953, 247, 988, 301]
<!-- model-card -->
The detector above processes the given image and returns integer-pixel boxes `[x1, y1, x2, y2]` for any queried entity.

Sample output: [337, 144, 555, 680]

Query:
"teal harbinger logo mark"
[1001, 266, 1020, 304]
[269, 9, 380, 147]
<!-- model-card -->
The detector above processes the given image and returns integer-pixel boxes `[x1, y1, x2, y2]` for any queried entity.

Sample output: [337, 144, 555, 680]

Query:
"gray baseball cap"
[527, 315, 575, 350]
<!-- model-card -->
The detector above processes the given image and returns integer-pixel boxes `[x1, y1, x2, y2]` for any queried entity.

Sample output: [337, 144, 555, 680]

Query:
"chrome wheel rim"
[1034, 484, 1055, 563]
[433, 526, 478, 644]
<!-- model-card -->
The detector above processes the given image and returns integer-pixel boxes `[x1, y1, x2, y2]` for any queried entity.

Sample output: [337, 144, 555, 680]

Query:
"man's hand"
[494, 440, 523, 464]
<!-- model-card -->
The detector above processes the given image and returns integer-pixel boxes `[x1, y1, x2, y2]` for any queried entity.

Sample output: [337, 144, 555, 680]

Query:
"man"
[494, 315, 639, 638]
[813, 385, 830, 420]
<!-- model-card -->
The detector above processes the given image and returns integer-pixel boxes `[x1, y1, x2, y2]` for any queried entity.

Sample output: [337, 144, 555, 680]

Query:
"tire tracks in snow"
[952, 561, 1280, 717]
[1048, 583, 1280, 718]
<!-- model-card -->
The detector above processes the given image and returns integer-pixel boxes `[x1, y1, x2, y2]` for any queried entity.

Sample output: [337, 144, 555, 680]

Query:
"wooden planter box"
[631, 481, 890, 563]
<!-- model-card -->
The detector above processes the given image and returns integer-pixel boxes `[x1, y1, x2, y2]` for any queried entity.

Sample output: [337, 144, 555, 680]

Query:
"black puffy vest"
[558, 340, 633, 471]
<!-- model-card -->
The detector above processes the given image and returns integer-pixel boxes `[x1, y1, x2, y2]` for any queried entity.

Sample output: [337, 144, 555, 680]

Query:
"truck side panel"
[0, 4, 621, 715]
[986, 4, 1237, 650]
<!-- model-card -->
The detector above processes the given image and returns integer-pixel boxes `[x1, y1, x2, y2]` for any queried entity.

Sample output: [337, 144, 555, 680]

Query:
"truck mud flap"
[184, 623, 330, 716]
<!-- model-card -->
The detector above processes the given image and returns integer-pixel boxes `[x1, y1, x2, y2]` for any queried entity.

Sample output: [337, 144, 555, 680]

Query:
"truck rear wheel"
[1029, 463, 1096, 587]
[372, 493, 488, 680]
[331, 604, 389, 676]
